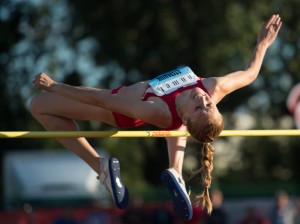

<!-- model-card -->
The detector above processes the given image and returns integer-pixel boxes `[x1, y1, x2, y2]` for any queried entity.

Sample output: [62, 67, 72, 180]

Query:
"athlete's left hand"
[32, 72, 57, 92]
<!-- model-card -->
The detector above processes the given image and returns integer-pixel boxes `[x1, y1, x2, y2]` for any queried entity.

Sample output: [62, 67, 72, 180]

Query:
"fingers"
[274, 14, 282, 26]
[273, 14, 282, 32]
[275, 16, 283, 33]
[275, 21, 283, 34]
[266, 14, 277, 28]
[32, 72, 42, 87]
[32, 72, 49, 89]
[266, 14, 282, 30]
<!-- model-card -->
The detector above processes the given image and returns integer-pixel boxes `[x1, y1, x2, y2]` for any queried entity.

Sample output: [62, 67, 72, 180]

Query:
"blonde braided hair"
[186, 113, 223, 214]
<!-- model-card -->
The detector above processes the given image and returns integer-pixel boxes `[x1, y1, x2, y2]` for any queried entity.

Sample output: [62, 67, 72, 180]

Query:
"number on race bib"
[148, 66, 198, 96]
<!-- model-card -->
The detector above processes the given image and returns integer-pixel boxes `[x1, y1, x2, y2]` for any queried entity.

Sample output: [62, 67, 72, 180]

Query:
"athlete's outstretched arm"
[165, 125, 188, 175]
[204, 14, 282, 104]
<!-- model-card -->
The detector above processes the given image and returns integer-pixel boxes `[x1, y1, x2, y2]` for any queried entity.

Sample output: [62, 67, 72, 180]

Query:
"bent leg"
[30, 92, 116, 175]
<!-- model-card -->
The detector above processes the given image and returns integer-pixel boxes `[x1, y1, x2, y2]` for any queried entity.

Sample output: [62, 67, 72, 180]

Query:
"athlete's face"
[181, 88, 219, 125]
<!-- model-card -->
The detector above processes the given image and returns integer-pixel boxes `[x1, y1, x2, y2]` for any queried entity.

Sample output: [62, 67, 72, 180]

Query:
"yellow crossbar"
[0, 130, 300, 138]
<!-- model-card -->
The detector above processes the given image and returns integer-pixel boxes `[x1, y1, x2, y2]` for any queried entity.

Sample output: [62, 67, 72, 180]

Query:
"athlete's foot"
[98, 157, 129, 209]
[161, 168, 193, 220]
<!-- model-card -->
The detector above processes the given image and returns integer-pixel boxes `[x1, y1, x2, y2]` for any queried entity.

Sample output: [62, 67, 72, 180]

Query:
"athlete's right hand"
[257, 14, 282, 48]
[32, 72, 57, 92]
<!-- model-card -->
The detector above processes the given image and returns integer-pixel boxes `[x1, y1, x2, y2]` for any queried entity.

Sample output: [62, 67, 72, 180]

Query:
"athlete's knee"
[29, 93, 45, 116]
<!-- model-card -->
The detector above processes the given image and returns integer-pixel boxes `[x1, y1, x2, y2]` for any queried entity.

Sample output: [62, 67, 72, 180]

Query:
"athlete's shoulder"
[201, 77, 217, 91]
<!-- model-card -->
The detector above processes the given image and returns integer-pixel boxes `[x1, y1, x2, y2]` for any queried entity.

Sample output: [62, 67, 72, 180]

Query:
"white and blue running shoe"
[161, 168, 193, 221]
[98, 157, 129, 209]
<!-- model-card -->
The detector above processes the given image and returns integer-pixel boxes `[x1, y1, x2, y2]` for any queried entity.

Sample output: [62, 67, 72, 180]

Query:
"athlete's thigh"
[30, 92, 117, 126]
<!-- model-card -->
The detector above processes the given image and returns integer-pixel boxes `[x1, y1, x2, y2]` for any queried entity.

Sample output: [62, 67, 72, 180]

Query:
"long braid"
[195, 143, 214, 214]
[186, 112, 223, 214]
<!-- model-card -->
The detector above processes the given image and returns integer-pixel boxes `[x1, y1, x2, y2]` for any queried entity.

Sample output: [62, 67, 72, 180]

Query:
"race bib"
[148, 66, 198, 96]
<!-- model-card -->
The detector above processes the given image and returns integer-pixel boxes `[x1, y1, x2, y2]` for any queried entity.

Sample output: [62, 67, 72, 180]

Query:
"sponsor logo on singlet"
[148, 66, 198, 96]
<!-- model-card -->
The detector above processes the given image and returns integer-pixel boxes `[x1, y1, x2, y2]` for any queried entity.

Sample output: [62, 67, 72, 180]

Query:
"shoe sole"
[108, 157, 129, 209]
[161, 169, 192, 220]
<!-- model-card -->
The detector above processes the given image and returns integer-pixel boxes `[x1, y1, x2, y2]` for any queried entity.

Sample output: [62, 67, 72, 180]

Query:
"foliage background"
[1, 0, 300, 204]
